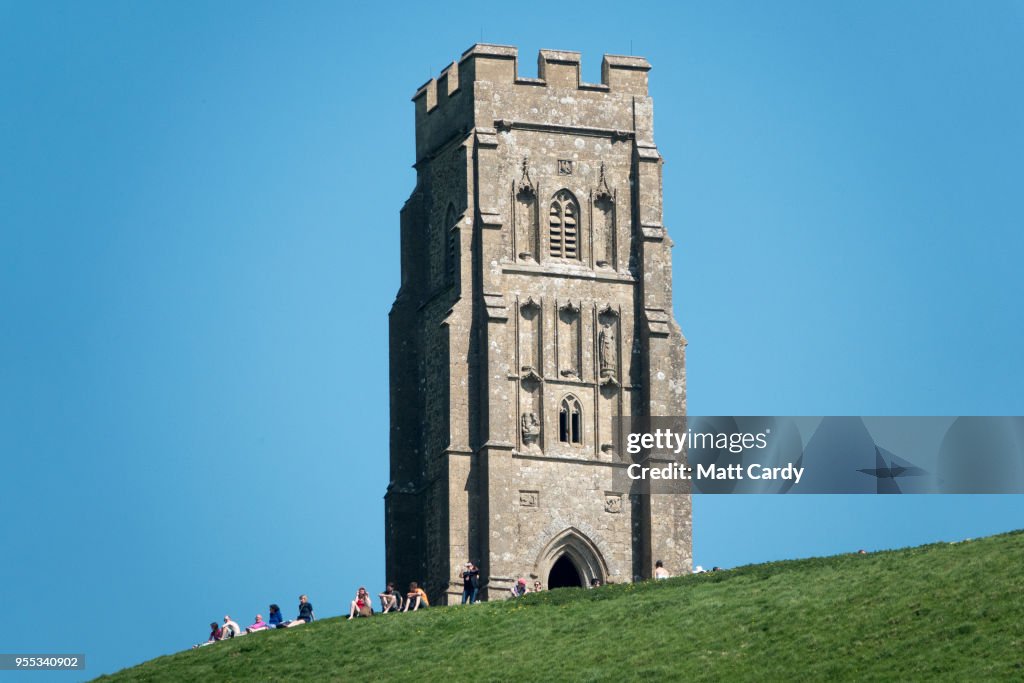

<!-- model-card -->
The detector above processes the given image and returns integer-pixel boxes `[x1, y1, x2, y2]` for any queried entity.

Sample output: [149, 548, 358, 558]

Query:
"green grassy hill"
[97, 531, 1024, 682]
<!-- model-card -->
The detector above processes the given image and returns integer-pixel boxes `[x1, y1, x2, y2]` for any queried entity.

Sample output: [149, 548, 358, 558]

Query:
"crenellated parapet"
[413, 44, 652, 163]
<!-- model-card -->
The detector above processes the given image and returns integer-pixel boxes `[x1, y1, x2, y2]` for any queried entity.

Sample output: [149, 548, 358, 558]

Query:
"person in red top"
[347, 587, 373, 619]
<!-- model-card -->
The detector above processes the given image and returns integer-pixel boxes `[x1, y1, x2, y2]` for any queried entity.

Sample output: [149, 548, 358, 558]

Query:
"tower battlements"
[412, 44, 652, 162]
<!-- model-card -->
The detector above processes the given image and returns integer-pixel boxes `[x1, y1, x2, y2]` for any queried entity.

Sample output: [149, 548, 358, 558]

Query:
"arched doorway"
[548, 554, 583, 589]
[534, 527, 609, 589]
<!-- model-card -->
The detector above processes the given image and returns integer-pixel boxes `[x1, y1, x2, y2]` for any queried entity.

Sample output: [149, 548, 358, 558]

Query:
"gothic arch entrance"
[548, 554, 583, 589]
[535, 528, 608, 589]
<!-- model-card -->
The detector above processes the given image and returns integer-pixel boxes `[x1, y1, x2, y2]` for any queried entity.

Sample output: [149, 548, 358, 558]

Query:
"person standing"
[461, 562, 480, 604]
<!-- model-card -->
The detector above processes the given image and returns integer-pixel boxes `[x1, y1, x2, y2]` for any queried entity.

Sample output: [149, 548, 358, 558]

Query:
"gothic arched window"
[549, 190, 580, 260]
[559, 394, 583, 445]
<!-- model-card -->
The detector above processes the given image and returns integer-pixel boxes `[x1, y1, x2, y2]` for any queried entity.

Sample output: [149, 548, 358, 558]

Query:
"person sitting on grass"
[402, 582, 429, 612]
[245, 614, 268, 633]
[379, 583, 402, 613]
[222, 615, 241, 638]
[194, 622, 222, 647]
[654, 560, 670, 580]
[533, 580, 543, 592]
[267, 604, 283, 629]
[510, 578, 528, 597]
[283, 594, 314, 627]
[347, 587, 374, 619]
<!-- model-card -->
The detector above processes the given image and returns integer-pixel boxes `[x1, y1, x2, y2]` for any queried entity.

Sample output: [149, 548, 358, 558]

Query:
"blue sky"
[1, 1, 1022, 679]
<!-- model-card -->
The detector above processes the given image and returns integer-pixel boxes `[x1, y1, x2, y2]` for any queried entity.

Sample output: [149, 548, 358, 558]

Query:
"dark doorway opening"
[548, 555, 583, 589]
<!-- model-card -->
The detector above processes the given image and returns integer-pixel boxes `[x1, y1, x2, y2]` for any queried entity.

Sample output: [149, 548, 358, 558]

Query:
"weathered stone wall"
[388, 44, 690, 605]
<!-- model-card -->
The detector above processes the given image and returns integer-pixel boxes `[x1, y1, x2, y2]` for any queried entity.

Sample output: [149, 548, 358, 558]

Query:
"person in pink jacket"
[245, 614, 269, 633]
[193, 622, 222, 648]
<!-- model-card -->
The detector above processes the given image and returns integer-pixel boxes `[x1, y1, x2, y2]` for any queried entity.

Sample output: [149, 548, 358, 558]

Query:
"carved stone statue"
[599, 327, 616, 378]
[521, 411, 541, 449]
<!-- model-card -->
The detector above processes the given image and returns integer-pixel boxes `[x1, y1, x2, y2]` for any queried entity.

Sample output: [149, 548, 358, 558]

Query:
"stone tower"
[387, 44, 690, 603]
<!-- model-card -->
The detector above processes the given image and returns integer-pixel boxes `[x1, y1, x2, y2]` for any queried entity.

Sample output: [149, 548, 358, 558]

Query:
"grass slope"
[97, 531, 1024, 682]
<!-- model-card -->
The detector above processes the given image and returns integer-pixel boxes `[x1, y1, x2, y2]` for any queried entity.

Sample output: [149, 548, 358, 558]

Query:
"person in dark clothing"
[283, 594, 314, 628]
[379, 583, 403, 613]
[461, 562, 480, 604]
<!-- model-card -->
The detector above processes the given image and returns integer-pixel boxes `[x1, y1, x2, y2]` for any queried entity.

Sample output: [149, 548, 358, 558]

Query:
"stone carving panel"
[605, 494, 622, 513]
[520, 490, 539, 508]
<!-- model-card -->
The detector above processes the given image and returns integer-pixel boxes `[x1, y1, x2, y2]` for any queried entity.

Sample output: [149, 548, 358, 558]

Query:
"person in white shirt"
[221, 615, 241, 638]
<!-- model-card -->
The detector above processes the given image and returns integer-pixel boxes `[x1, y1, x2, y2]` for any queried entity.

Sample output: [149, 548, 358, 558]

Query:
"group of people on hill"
[347, 581, 430, 618]
[194, 559, 680, 646]
[509, 577, 545, 597]
[195, 581, 433, 646]
[193, 595, 315, 648]
[345, 563, 544, 617]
